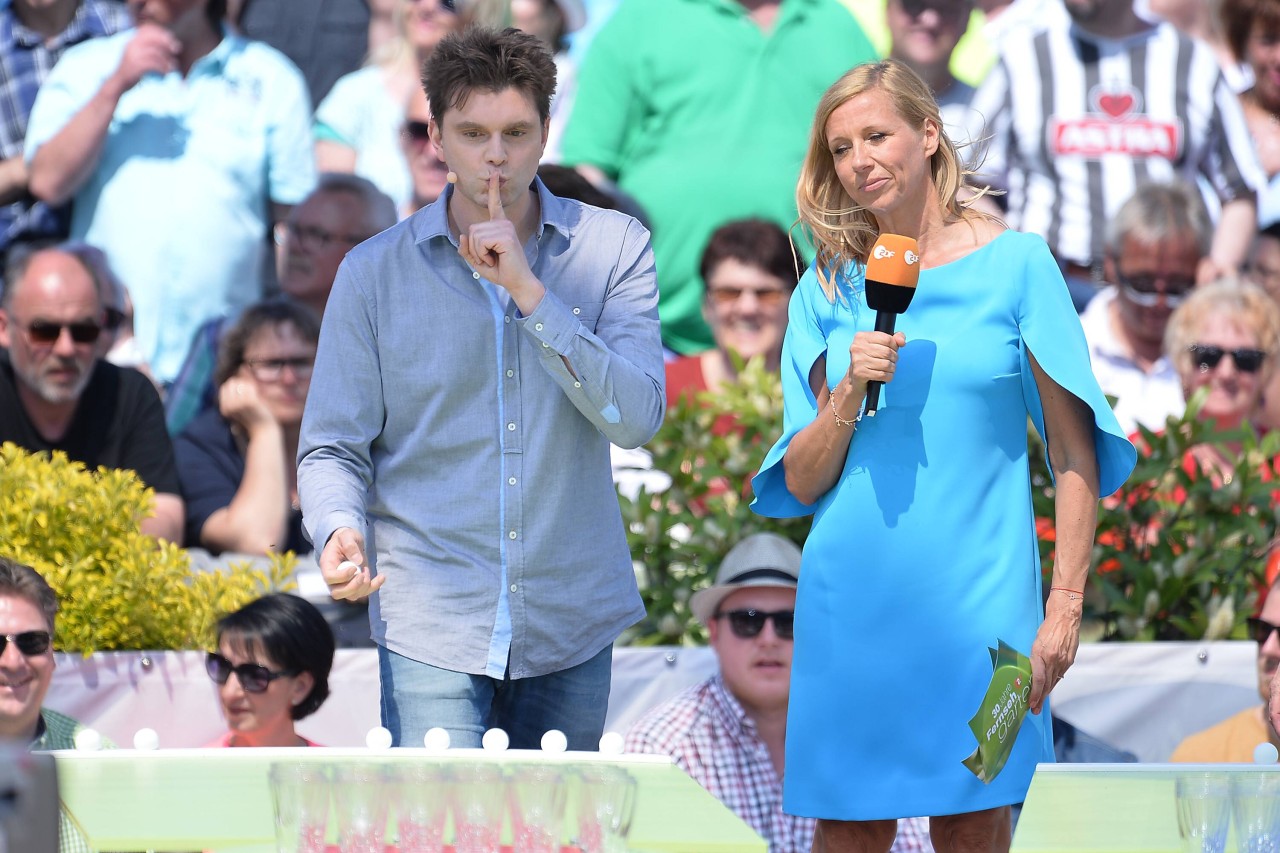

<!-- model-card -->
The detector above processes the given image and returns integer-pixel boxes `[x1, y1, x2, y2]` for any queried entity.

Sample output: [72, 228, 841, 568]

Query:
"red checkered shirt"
[624, 675, 934, 853]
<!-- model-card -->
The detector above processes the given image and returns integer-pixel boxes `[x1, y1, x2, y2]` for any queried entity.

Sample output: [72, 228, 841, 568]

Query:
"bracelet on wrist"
[1050, 586, 1084, 601]
[830, 391, 859, 428]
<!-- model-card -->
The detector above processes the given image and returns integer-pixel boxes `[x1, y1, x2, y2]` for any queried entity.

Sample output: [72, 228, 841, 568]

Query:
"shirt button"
[542, 342, 549, 348]
[573, 307, 581, 315]
[508, 531, 517, 540]
[510, 584, 518, 592]
[506, 369, 514, 377]
[507, 422, 516, 431]
[574, 382, 581, 388]
[504, 316, 511, 324]
[472, 271, 480, 280]
[534, 323, 544, 331]
[508, 477, 516, 485]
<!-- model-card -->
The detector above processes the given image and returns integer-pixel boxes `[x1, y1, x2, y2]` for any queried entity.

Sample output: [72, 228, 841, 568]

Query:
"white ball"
[1254, 741, 1279, 764]
[481, 727, 509, 752]
[73, 728, 102, 752]
[336, 560, 360, 575]
[540, 729, 568, 753]
[598, 731, 625, 755]
[423, 727, 451, 751]
[133, 727, 159, 750]
[365, 726, 393, 750]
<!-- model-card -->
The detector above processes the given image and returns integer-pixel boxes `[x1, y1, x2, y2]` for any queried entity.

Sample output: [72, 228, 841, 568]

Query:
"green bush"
[0, 442, 293, 652]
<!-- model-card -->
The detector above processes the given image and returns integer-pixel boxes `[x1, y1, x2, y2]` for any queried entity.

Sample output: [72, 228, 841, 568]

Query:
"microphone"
[863, 233, 920, 417]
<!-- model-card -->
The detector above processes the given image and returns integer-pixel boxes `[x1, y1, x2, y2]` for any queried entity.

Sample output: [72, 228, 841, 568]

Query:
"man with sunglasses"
[1172, 574, 1280, 761]
[624, 534, 933, 853]
[0, 245, 183, 542]
[1079, 182, 1210, 435]
[0, 556, 109, 853]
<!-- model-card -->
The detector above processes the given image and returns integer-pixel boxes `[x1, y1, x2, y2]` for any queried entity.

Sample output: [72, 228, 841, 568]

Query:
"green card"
[961, 639, 1033, 784]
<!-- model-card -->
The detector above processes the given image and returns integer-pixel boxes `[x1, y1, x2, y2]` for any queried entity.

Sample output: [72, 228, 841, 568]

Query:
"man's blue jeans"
[377, 644, 613, 750]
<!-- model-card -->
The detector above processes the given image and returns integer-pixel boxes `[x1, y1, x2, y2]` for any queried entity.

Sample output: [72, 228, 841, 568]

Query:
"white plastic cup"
[507, 763, 567, 853]
[268, 762, 331, 853]
[1231, 771, 1280, 853]
[574, 764, 638, 853]
[1175, 773, 1231, 853]
[332, 762, 389, 853]
[450, 761, 506, 853]
[390, 763, 449, 853]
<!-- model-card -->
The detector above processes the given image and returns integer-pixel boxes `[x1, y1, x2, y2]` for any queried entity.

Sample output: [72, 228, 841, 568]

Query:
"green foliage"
[1030, 395, 1280, 641]
[0, 442, 293, 652]
[618, 359, 809, 645]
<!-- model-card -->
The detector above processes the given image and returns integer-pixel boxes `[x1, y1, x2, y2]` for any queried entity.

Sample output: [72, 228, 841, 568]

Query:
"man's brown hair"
[422, 27, 557, 125]
[0, 557, 58, 633]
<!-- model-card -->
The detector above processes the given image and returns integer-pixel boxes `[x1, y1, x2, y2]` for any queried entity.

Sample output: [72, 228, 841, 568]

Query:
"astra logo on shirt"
[1048, 84, 1183, 160]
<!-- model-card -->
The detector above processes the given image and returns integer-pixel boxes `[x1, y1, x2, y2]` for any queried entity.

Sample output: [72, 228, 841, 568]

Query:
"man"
[625, 534, 934, 853]
[0, 246, 183, 543]
[399, 87, 452, 218]
[164, 174, 397, 435]
[23, 0, 315, 384]
[1246, 222, 1280, 305]
[298, 28, 665, 750]
[559, 0, 876, 355]
[0, 0, 130, 271]
[1175, 574, 1280, 761]
[885, 0, 978, 143]
[0, 556, 106, 853]
[968, 0, 1261, 308]
[1079, 182, 1208, 434]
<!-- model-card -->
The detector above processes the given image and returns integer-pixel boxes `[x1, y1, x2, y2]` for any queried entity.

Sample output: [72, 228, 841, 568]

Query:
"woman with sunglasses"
[1164, 278, 1280, 480]
[205, 593, 335, 748]
[174, 300, 320, 556]
[750, 60, 1135, 852]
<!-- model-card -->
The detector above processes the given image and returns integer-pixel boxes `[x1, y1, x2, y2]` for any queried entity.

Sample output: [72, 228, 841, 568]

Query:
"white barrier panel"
[43, 642, 1261, 761]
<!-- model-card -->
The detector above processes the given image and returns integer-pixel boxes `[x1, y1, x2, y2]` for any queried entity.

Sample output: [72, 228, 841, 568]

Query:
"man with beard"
[968, 0, 1261, 309]
[0, 246, 182, 542]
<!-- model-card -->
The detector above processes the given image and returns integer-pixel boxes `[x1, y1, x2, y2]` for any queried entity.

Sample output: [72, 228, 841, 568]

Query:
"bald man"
[0, 246, 182, 542]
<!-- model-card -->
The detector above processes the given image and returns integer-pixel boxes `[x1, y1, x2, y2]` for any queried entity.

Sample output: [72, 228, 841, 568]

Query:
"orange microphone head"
[865, 233, 920, 315]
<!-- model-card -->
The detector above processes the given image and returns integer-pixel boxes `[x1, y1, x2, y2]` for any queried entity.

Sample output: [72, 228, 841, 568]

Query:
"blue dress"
[751, 230, 1135, 819]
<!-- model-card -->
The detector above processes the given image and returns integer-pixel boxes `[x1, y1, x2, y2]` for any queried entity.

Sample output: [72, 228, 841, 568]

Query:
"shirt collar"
[29, 711, 48, 749]
[412, 177, 573, 245]
[708, 673, 759, 737]
[7, 1, 98, 49]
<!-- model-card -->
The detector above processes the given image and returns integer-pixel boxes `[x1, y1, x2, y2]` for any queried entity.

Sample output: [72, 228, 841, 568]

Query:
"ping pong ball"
[133, 727, 159, 750]
[336, 560, 359, 574]
[481, 727, 509, 752]
[1254, 742, 1278, 764]
[598, 731, 625, 755]
[365, 726, 393, 750]
[423, 727, 451, 751]
[540, 729, 568, 753]
[74, 728, 102, 751]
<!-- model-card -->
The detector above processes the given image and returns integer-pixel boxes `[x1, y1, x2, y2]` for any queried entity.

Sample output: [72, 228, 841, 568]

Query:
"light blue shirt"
[297, 180, 664, 679]
[25, 28, 316, 382]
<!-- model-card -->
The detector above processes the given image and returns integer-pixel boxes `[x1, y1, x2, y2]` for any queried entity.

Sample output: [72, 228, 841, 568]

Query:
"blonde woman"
[750, 60, 1135, 852]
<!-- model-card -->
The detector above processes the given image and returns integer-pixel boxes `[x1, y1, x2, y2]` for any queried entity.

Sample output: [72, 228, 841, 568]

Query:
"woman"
[1165, 278, 1280, 478]
[1221, 0, 1280, 222]
[205, 593, 335, 747]
[313, 0, 458, 213]
[666, 218, 802, 407]
[175, 300, 320, 556]
[750, 61, 1135, 852]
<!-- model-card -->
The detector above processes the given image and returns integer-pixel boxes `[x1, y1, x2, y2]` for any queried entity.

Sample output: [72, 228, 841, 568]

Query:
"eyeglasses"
[706, 286, 789, 308]
[275, 220, 367, 253]
[899, 0, 972, 19]
[23, 319, 103, 345]
[1247, 617, 1280, 645]
[1188, 344, 1267, 374]
[0, 630, 51, 656]
[244, 357, 315, 382]
[205, 652, 299, 693]
[713, 609, 795, 640]
[403, 120, 432, 145]
[1116, 272, 1195, 308]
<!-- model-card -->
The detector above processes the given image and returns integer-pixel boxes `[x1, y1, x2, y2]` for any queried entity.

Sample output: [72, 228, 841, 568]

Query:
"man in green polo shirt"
[560, 0, 875, 355]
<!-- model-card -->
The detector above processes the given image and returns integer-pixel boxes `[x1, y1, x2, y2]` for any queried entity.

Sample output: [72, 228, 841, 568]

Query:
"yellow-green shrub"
[0, 442, 292, 652]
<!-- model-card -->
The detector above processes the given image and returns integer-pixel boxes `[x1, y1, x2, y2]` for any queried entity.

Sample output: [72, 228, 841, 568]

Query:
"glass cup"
[450, 761, 507, 853]
[390, 762, 450, 853]
[507, 763, 567, 853]
[268, 761, 331, 853]
[574, 764, 638, 853]
[332, 762, 389, 853]
[1232, 771, 1280, 853]
[1176, 772, 1231, 853]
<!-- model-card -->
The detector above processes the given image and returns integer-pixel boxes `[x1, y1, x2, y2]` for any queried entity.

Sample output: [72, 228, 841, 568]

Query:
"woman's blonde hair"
[796, 59, 994, 302]
[1165, 277, 1280, 385]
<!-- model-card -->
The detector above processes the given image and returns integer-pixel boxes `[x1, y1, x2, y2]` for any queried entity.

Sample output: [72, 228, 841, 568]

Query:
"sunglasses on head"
[1188, 344, 1267, 374]
[403, 120, 432, 143]
[25, 319, 103, 345]
[1247, 616, 1280, 645]
[714, 609, 795, 640]
[205, 652, 298, 693]
[0, 630, 51, 656]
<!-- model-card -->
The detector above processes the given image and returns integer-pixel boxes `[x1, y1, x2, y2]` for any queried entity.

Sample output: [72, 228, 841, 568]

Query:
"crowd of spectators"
[9, 0, 1280, 850]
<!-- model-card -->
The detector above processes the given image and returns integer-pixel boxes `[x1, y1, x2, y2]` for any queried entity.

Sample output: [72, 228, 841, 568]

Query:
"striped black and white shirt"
[968, 20, 1263, 268]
